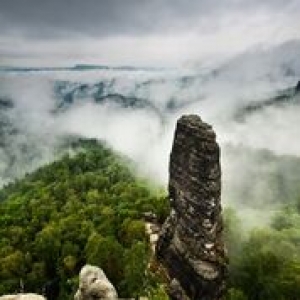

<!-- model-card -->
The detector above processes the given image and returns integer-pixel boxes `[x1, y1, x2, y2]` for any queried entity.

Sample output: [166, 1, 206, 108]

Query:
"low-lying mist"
[1, 40, 300, 229]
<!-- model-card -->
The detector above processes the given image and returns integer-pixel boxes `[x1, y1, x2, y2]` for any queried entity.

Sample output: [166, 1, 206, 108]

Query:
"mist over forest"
[1, 40, 300, 223]
[0, 36, 300, 300]
[1, 1, 300, 296]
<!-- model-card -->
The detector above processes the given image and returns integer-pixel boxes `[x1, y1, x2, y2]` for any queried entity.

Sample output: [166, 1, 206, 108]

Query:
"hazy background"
[1, 0, 300, 228]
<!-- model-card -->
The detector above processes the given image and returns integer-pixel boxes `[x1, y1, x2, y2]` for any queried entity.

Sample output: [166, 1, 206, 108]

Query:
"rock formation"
[0, 294, 46, 300]
[156, 115, 227, 300]
[296, 80, 300, 93]
[74, 265, 118, 300]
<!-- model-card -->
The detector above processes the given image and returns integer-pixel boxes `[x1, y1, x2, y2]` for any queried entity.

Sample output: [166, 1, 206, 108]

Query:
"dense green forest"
[223, 148, 300, 299]
[0, 139, 169, 299]
[1, 138, 300, 299]
[225, 204, 300, 300]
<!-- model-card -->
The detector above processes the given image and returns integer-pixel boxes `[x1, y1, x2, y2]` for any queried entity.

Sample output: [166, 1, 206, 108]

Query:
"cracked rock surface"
[156, 115, 227, 300]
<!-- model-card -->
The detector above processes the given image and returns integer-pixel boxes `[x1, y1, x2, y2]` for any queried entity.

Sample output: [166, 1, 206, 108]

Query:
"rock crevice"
[156, 115, 227, 300]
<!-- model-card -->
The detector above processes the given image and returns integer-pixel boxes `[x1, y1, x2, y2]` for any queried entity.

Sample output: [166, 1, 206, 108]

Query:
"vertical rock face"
[156, 115, 227, 300]
[296, 80, 300, 93]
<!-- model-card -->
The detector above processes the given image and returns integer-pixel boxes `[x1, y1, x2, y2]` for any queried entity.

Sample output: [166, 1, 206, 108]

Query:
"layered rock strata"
[156, 115, 227, 300]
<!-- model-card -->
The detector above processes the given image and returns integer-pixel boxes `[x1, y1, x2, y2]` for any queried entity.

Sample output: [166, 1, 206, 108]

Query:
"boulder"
[0, 294, 46, 300]
[74, 265, 118, 300]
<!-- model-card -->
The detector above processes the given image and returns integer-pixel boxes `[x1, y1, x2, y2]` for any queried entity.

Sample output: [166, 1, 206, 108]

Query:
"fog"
[1, 40, 300, 228]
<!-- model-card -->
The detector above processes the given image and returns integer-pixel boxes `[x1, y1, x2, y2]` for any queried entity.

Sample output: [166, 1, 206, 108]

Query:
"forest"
[0, 138, 300, 299]
[0, 139, 169, 299]
[225, 202, 300, 300]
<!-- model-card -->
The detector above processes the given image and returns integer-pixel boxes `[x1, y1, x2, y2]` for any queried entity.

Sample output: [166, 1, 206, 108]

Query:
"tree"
[34, 225, 61, 276]
[85, 233, 124, 289]
[123, 242, 148, 297]
[120, 219, 146, 246]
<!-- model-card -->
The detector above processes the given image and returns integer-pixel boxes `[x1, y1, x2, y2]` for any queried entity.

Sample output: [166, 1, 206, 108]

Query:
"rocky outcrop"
[0, 294, 46, 300]
[74, 265, 118, 300]
[156, 115, 227, 300]
[296, 80, 300, 93]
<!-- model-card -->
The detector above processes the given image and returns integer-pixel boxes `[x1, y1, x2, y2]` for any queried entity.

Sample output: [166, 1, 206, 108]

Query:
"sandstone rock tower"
[156, 115, 227, 300]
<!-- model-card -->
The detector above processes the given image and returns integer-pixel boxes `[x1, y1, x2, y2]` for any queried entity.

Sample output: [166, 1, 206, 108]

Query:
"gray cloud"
[1, 40, 300, 219]
[0, 0, 298, 38]
[0, 0, 299, 67]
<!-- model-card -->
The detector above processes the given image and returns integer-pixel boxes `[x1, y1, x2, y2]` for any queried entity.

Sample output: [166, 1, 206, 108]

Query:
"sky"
[0, 0, 300, 67]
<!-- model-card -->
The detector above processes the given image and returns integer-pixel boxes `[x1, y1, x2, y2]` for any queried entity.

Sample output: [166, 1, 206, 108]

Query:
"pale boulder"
[75, 265, 118, 300]
[0, 294, 46, 300]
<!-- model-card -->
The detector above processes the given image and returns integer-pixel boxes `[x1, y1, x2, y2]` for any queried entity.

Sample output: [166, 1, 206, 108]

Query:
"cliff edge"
[156, 115, 227, 300]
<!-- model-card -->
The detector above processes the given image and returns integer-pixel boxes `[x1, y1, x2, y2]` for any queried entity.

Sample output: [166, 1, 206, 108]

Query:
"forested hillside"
[0, 139, 169, 299]
[225, 202, 300, 300]
[1, 137, 300, 300]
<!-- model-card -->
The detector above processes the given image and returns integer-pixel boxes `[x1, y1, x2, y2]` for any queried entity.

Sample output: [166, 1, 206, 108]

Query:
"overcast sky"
[0, 0, 299, 67]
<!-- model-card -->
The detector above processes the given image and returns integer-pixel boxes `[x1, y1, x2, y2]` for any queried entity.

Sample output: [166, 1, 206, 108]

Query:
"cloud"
[0, 0, 299, 67]
[0, 0, 298, 37]
[1, 39, 300, 182]
[1, 34, 300, 233]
